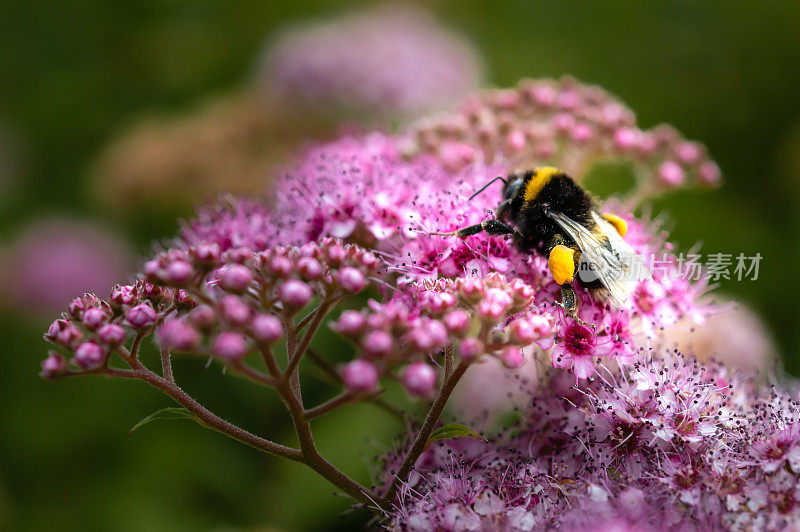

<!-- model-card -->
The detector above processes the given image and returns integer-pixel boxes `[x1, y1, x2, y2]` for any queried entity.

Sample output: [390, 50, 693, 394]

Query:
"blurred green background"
[2, 0, 800, 530]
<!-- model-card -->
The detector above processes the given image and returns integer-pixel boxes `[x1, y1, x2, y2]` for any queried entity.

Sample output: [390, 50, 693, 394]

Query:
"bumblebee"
[435, 167, 645, 318]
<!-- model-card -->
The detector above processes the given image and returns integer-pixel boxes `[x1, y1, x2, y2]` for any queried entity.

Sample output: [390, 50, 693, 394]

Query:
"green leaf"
[129, 407, 206, 436]
[425, 423, 486, 450]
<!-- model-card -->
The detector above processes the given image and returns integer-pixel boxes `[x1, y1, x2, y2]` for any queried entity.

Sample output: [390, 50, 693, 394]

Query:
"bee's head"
[502, 177, 523, 202]
[494, 177, 522, 221]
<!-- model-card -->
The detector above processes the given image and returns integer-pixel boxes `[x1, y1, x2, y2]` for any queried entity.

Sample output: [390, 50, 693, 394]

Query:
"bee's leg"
[431, 219, 523, 239]
[556, 282, 579, 317]
[546, 236, 594, 328]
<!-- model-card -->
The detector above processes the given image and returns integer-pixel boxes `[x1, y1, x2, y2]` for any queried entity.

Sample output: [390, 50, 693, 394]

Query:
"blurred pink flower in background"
[1, 218, 134, 315]
[664, 301, 777, 375]
[92, 4, 484, 217]
[258, 3, 482, 116]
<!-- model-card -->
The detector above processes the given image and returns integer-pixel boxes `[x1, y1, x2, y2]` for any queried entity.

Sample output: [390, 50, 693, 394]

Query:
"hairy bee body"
[441, 167, 642, 316]
[501, 168, 595, 255]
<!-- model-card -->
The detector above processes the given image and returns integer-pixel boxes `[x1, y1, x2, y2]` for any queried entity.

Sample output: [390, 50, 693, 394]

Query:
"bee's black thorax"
[504, 169, 596, 254]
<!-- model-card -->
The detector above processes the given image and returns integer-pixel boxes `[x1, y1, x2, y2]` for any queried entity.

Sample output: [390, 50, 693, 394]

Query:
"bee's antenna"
[468, 176, 506, 201]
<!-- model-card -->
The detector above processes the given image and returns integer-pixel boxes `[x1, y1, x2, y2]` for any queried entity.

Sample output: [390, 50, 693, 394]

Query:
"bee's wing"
[548, 211, 648, 309]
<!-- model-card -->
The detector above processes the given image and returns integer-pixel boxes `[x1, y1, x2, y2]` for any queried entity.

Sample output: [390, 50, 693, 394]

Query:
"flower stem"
[307, 348, 406, 422]
[284, 301, 333, 381]
[273, 375, 382, 510]
[160, 346, 174, 383]
[381, 357, 470, 506]
[303, 391, 357, 420]
[133, 364, 304, 462]
[232, 360, 277, 386]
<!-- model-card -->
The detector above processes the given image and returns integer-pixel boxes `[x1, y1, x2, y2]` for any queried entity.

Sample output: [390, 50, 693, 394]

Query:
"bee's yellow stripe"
[523, 167, 561, 201]
[601, 212, 628, 237]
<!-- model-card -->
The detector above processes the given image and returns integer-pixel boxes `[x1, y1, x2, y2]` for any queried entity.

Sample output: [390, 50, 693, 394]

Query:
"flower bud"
[478, 289, 512, 323]
[443, 310, 471, 336]
[213, 332, 249, 361]
[530, 84, 556, 107]
[41, 351, 67, 378]
[267, 255, 293, 278]
[675, 142, 701, 164]
[337, 267, 367, 293]
[164, 259, 193, 285]
[222, 247, 254, 265]
[361, 330, 394, 358]
[126, 303, 157, 329]
[110, 284, 137, 307]
[251, 314, 283, 344]
[636, 133, 657, 156]
[44, 319, 68, 342]
[698, 161, 721, 185]
[82, 307, 109, 330]
[296, 257, 323, 280]
[341, 359, 378, 392]
[571, 123, 593, 143]
[408, 320, 449, 352]
[508, 318, 536, 345]
[326, 245, 346, 266]
[56, 325, 83, 348]
[506, 130, 526, 151]
[614, 127, 639, 151]
[189, 305, 216, 330]
[499, 347, 525, 369]
[68, 297, 88, 318]
[402, 362, 437, 397]
[216, 264, 253, 293]
[529, 314, 555, 337]
[657, 161, 685, 187]
[333, 310, 365, 337]
[279, 279, 312, 309]
[600, 102, 628, 128]
[142, 283, 168, 306]
[557, 89, 580, 109]
[97, 323, 126, 346]
[157, 319, 200, 351]
[144, 259, 160, 279]
[458, 337, 483, 359]
[174, 289, 196, 311]
[74, 341, 105, 369]
[552, 113, 575, 133]
[422, 291, 455, 316]
[508, 279, 535, 305]
[219, 295, 252, 326]
[191, 243, 221, 267]
[458, 278, 484, 304]
[360, 252, 378, 270]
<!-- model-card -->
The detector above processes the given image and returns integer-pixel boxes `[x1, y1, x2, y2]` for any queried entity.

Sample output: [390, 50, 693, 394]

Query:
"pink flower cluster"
[40, 79, 770, 529]
[43, 284, 176, 376]
[388, 351, 800, 531]
[178, 131, 715, 380]
[333, 274, 556, 396]
[403, 77, 721, 203]
[42, 238, 379, 377]
[258, 4, 481, 115]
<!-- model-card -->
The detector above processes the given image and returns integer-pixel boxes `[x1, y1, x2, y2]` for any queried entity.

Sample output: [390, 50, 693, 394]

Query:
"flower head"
[1, 218, 133, 315]
[404, 77, 721, 204]
[259, 4, 481, 116]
